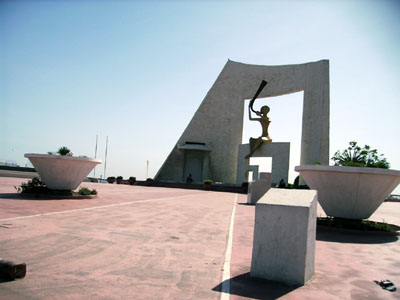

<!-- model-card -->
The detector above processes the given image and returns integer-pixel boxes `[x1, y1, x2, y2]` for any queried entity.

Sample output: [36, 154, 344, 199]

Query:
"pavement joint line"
[220, 194, 237, 300]
[0, 192, 216, 221]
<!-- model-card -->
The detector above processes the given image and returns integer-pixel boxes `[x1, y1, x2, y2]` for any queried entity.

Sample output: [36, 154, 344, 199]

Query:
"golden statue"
[245, 80, 272, 159]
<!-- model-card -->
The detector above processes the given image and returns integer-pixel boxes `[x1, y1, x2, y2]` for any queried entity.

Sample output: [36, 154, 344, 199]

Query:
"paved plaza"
[0, 177, 399, 299]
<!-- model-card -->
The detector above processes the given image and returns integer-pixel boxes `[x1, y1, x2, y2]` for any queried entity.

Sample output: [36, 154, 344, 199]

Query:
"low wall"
[0, 166, 36, 172]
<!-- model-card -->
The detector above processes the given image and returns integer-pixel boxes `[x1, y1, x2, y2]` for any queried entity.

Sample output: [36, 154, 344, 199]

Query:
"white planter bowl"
[25, 153, 102, 190]
[295, 165, 400, 219]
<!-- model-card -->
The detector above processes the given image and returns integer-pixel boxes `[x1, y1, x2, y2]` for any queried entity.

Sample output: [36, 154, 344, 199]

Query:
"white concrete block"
[247, 172, 272, 205]
[251, 189, 317, 286]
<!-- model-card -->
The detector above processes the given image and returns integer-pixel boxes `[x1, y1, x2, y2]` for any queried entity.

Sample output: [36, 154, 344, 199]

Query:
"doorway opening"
[183, 150, 204, 183]
[248, 157, 272, 181]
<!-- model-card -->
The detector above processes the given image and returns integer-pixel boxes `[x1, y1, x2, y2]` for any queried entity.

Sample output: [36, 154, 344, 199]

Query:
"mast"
[93, 134, 98, 178]
[103, 136, 108, 179]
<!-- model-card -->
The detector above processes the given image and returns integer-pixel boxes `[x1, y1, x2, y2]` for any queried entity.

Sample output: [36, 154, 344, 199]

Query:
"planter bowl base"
[295, 165, 400, 220]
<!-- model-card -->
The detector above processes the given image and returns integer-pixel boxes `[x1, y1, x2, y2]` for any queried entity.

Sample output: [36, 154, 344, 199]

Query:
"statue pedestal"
[236, 142, 290, 185]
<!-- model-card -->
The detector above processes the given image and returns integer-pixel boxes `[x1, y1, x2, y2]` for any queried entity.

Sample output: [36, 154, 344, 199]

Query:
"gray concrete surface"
[251, 189, 317, 285]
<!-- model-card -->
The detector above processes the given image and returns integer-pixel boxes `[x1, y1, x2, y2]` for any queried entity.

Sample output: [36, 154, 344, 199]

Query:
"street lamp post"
[146, 160, 149, 179]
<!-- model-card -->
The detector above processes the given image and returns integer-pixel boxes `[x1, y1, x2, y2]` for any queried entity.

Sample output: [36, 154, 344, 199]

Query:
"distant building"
[0, 160, 20, 167]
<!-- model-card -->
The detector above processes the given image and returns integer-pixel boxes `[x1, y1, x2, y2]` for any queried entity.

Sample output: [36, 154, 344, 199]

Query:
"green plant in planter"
[57, 146, 73, 156]
[332, 141, 390, 169]
[203, 179, 213, 185]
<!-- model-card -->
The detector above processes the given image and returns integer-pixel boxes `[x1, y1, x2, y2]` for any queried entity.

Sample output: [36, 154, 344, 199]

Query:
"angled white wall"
[155, 60, 329, 184]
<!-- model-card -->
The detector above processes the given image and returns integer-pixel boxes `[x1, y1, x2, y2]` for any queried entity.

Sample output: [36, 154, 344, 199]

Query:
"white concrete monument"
[251, 189, 317, 286]
[155, 60, 329, 184]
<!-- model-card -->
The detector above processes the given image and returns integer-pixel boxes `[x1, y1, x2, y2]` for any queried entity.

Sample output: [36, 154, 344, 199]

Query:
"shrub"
[331, 141, 390, 169]
[57, 146, 72, 156]
[78, 187, 97, 195]
[286, 183, 294, 189]
[128, 177, 136, 185]
[107, 176, 116, 183]
[203, 179, 213, 185]
[317, 217, 400, 232]
[15, 177, 48, 194]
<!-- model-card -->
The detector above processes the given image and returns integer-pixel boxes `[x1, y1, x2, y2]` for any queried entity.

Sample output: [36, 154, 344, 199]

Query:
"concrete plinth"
[247, 172, 272, 205]
[237, 142, 290, 185]
[251, 189, 317, 286]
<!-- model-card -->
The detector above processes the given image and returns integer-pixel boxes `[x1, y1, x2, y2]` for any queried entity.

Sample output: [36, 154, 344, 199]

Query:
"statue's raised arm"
[245, 80, 272, 159]
[249, 80, 268, 113]
[249, 103, 260, 120]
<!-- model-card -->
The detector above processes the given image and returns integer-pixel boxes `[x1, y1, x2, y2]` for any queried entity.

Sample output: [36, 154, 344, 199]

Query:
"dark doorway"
[183, 150, 203, 183]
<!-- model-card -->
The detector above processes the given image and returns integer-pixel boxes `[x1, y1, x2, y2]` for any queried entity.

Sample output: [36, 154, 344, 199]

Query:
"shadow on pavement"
[0, 278, 16, 283]
[237, 202, 251, 206]
[0, 193, 22, 199]
[316, 228, 398, 244]
[0, 193, 94, 201]
[212, 272, 299, 300]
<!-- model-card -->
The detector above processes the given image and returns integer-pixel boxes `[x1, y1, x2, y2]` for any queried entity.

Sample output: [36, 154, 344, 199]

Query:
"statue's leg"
[245, 138, 256, 159]
[253, 138, 263, 153]
[245, 137, 262, 159]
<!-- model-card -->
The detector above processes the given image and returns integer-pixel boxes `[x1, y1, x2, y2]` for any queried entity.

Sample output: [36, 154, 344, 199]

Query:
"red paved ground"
[1, 177, 399, 299]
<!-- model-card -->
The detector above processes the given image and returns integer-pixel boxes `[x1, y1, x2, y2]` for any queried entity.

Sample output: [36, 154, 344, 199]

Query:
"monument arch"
[155, 60, 329, 184]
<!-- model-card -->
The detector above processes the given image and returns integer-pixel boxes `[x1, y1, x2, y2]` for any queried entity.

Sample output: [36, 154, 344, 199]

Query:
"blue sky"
[1, 0, 400, 191]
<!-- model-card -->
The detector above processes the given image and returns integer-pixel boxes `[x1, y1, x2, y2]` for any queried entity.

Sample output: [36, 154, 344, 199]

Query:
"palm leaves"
[57, 146, 72, 156]
[332, 141, 389, 169]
